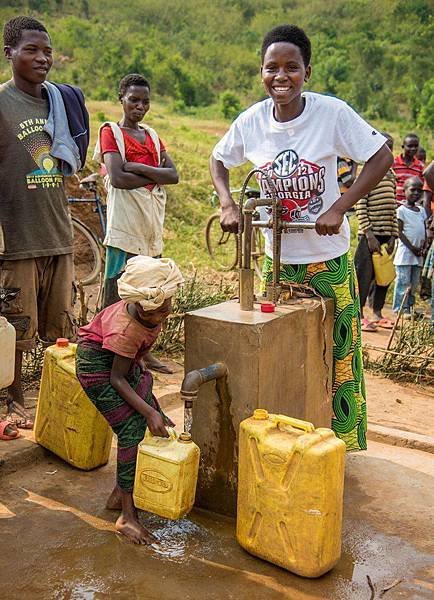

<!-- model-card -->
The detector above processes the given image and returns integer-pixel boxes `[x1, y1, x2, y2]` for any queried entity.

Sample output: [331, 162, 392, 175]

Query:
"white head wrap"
[117, 256, 184, 310]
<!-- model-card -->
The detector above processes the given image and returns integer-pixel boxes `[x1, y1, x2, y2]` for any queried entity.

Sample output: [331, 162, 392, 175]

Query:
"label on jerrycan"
[140, 469, 174, 493]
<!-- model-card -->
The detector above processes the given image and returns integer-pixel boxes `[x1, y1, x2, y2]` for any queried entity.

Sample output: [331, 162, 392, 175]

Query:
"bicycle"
[68, 173, 106, 286]
[205, 187, 265, 278]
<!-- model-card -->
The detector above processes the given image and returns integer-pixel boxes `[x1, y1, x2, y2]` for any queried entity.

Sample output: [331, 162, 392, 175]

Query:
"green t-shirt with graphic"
[0, 80, 73, 259]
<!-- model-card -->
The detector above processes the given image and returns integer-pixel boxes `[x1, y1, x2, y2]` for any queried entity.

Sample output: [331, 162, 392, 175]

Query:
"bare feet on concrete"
[114, 488, 156, 545]
[115, 513, 156, 545]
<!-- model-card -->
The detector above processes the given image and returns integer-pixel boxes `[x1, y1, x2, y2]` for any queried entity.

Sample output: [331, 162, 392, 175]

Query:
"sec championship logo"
[272, 149, 299, 178]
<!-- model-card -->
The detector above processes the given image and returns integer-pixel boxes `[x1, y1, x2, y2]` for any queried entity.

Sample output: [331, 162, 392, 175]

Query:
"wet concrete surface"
[0, 441, 433, 599]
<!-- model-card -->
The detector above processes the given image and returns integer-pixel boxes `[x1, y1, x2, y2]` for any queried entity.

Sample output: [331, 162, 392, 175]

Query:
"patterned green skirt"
[76, 340, 166, 491]
[262, 252, 367, 451]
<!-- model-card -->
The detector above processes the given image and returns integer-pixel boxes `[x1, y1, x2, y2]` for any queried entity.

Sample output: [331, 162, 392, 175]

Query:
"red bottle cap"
[260, 302, 275, 313]
[56, 338, 69, 347]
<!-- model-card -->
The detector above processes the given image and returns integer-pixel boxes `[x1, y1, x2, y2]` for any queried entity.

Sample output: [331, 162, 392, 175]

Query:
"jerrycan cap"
[253, 409, 269, 420]
[56, 338, 69, 347]
[178, 432, 193, 443]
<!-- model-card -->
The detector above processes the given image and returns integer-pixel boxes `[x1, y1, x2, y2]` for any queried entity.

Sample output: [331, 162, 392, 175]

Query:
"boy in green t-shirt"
[0, 16, 77, 429]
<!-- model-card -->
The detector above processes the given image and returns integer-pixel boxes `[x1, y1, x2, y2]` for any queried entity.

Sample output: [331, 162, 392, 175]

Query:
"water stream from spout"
[184, 406, 193, 434]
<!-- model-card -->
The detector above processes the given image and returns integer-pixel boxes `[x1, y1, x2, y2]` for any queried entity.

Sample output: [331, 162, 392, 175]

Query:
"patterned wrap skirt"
[76, 340, 165, 491]
[261, 251, 367, 452]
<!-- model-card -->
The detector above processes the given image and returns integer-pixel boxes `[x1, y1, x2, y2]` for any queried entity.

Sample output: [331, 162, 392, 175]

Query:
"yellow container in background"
[133, 429, 200, 520]
[34, 340, 112, 470]
[372, 243, 396, 286]
[237, 410, 346, 578]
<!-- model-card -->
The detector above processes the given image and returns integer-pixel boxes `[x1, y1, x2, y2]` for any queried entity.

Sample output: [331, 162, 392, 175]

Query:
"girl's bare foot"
[114, 488, 156, 544]
[115, 513, 156, 545]
[106, 486, 122, 510]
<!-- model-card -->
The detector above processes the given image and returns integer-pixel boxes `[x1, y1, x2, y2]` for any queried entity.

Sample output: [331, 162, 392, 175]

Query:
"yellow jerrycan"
[237, 410, 346, 578]
[133, 428, 200, 520]
[34, 339, 112, 470]
[372, 243, 396, 286]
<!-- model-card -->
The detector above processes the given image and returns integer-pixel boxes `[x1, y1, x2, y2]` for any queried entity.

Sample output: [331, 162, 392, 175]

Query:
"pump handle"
[272, 414, 314, 433]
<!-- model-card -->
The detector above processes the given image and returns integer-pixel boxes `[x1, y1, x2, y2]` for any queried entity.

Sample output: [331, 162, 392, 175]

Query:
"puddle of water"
[141, 513, 215, 563]
[53, 576, 112, 600]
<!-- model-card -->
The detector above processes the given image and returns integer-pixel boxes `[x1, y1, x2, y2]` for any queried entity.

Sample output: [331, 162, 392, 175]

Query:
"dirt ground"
[359, 304, 434, 436]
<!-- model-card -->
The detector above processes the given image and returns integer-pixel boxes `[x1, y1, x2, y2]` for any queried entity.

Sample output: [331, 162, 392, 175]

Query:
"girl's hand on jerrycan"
[146, 408, 171, 437]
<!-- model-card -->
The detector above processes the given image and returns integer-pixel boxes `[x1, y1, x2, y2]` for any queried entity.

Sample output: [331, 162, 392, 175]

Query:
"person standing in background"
[416, 146, 426, 165]
[93, 73, 179, 374]
[337, 157, 357, 195]
[355, 133, 397, 331]
[392, 134, 424, 205]
[393, 177, 427, 317]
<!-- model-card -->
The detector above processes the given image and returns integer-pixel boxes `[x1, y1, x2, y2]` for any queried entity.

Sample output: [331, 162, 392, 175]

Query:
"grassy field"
[79, 99, 432, 274]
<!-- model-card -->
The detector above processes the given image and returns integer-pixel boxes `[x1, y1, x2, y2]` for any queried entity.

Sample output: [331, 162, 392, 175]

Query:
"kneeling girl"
[76, 256, 183, 544]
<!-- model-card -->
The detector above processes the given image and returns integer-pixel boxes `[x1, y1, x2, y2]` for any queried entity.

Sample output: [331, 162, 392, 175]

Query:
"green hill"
[1, 0, 433, 130]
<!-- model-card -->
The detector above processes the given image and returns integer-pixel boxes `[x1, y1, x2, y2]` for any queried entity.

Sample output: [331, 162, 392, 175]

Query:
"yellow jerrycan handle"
[144, 426, 177, 441]
[272, 414, 315, 434]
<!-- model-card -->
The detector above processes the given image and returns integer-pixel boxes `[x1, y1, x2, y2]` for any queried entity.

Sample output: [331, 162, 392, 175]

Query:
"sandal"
[0, 420, 20, 441]
[374, 318, 394, 329]
[361, 318, 378, 332]
[6, 402, 34, 430]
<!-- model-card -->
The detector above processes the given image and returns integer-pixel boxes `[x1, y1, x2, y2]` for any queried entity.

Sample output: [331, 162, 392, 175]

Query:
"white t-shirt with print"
[213, 92, 387, 264]
[394, 205, 426, 267]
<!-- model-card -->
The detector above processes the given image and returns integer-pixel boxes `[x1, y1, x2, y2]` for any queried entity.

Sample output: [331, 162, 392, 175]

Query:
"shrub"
[220, 91, 242, 121]
[416, 78, 434, 132]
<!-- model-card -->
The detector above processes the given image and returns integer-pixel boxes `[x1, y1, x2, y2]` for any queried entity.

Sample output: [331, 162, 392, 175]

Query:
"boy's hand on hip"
[147, 410, 169, 437]
[315, 207, 344, 236]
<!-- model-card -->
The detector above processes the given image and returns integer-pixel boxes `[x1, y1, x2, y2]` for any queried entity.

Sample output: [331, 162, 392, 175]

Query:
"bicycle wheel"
[205, 213, 238, 271]
[252, 228, 265, 279]
[72, 217, 102, 285]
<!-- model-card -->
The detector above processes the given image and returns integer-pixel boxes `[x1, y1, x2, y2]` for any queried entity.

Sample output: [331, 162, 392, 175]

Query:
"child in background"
[392, 134, 424, 205]
[416, 146, 426, 165]
[76, 256, 183, 544]
[355, 133, 397, 330]
[393, 177, 427, 317]
[337, 157, 357, 194]
[422, 161, 434, 324]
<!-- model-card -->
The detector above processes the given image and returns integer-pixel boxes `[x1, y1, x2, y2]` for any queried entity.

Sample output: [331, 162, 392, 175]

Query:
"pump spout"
[181, 362, 228, 432]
